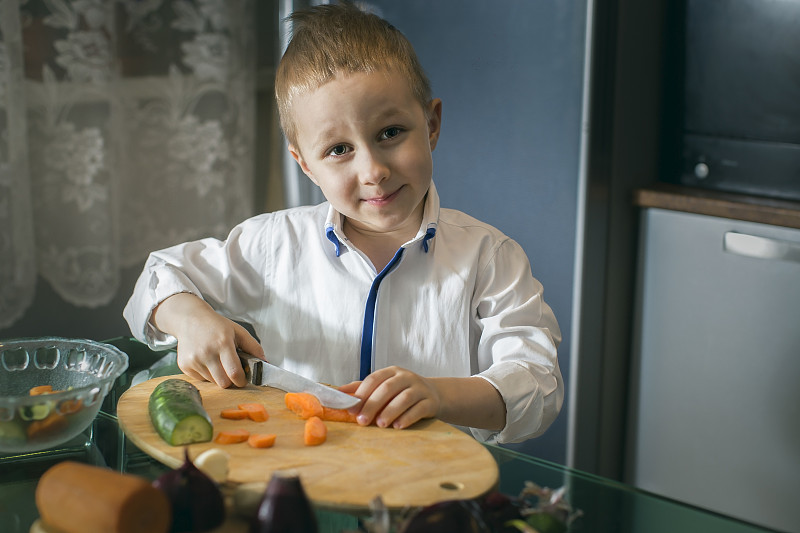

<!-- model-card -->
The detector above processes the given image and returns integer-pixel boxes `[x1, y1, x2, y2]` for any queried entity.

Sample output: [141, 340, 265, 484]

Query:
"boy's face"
[288, 70, 442, 241]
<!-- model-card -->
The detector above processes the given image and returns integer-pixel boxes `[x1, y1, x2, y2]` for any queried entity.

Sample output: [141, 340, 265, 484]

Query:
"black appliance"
[664, 0, 800, 201]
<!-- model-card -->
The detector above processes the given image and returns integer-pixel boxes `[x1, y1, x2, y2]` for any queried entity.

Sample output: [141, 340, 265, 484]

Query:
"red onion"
[398, 499, 490, 533]
[251, 471, 318, 533]
[152, 448, 226, 532]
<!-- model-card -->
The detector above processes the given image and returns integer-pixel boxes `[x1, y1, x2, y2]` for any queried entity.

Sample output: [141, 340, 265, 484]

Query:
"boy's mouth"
[363, 187, 401, 206]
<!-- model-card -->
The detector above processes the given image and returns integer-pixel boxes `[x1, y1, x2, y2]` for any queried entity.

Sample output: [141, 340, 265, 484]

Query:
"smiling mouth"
[364, 187, 401, 205]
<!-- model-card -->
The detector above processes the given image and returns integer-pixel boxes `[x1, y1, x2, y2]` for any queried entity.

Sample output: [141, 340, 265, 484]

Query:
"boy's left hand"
[339, 366, 440, 429]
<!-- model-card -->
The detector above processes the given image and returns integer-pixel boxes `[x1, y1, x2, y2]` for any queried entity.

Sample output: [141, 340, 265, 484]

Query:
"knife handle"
[237, 351, 263, 384]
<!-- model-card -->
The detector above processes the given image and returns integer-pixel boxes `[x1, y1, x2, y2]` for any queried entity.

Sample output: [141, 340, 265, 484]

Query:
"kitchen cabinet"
[627, 203, 800, 533]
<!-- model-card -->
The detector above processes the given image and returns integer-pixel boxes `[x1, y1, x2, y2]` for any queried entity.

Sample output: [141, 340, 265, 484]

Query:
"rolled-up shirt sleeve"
[469, 238, 563, 444]
[123, 220, 269, 351]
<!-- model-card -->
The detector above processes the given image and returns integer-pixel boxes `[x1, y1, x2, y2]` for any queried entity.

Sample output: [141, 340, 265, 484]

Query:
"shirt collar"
[324, 181, 440, 257]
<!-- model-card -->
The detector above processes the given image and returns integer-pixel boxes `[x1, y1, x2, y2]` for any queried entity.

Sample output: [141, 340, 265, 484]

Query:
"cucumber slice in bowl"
[148, 379, 213, 446]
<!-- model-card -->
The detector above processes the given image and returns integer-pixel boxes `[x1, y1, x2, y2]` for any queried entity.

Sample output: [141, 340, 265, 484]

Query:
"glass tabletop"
[487, 447, 777, 533]
[0, 338, 778, 533]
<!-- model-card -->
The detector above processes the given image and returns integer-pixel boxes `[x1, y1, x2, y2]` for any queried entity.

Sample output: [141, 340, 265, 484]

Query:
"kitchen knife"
[237, 352, 360, 409]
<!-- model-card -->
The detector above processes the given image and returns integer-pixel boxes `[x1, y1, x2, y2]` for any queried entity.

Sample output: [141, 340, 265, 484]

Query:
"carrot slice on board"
[237, 403, 269, 422]
[220, 408, 250, 420]
[284, 392, 323, 420]
[321, 406, 358, 423]
[247, 433, 277, 449]
[214, 428, 250, 444]
[304, 416, 327, 446]
[29, 385, 54, 396]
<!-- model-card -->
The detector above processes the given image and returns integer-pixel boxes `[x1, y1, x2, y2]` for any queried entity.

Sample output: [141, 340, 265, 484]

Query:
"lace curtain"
[0, 0, 256, 328]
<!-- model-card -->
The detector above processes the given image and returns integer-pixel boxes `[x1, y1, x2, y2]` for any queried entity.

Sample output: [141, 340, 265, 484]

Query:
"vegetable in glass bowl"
[0, 337, 128, 453]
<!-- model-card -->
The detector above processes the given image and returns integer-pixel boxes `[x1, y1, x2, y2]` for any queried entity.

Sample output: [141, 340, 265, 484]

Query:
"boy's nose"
[357, 149, 389, 185]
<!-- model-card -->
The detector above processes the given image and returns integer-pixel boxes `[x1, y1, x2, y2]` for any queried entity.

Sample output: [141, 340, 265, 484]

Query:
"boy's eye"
[380, 127, 402, 140]
[328, 144, 350, 156]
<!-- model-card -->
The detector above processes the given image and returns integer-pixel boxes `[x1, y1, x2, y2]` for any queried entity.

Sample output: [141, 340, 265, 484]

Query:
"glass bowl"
[0, 337, 129, 454]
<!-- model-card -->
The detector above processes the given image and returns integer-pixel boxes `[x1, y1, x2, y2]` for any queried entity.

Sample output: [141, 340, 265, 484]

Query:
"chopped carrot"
[57, 398, 83, 415]
[247, 433, 277, 449]
[321, 406, 358, 423]
[220, 408, 250, 420]
[29, 385, 54, 396]
[27, 413, 67, 440]
[237, 403, 269, 422]
[214, 428, 250, 444]
[304, 416, 327, 446]
[284, 392, 323, 420]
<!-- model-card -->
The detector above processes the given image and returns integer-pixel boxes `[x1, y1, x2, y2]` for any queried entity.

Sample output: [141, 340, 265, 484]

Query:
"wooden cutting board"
[117, 375, 499, 511]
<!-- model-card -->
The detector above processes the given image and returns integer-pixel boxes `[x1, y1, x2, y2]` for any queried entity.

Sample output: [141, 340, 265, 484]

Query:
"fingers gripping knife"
[237, 352, 359, 409]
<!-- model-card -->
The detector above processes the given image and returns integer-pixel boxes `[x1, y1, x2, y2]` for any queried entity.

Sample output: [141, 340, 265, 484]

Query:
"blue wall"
[372, 1, 588, 464]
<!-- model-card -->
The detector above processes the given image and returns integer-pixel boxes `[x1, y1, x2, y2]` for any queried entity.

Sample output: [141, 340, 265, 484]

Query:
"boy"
[124, 2, 563, 444]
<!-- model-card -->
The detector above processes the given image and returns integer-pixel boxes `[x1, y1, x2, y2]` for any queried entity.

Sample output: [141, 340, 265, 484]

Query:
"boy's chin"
[344, 212, 421, 235]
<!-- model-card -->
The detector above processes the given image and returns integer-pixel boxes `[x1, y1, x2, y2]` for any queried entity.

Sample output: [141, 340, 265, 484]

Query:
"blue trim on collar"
[421, 227, 436, 253]
[325, 225, 341, 256]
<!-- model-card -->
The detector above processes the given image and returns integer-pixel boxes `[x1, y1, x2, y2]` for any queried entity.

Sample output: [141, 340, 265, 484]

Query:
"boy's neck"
[343, 219, 416, 272]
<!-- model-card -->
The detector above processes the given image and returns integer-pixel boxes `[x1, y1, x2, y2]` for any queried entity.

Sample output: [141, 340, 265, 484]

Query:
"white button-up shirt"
[124, 182, 563, 443]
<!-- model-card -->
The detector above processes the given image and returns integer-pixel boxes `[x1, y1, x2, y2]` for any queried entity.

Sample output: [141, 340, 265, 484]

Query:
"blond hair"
[275, 2, 432, 146]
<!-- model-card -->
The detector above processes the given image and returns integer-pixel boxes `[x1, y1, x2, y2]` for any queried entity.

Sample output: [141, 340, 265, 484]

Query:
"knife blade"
[237, 352, 360, 409]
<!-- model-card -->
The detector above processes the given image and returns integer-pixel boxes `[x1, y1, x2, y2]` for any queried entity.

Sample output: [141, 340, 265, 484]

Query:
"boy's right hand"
[150, 293, 264, 388]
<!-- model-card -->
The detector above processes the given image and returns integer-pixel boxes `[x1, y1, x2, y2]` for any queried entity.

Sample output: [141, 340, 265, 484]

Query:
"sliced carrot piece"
[220, 408, 250, 420]
[284, 392, 323, 420]
[214, 428, 250, 444]
[247, 433, 277, 449]
[321, 406, 358, 423]
[57, 398, 83, 415]
[27, 413, 67, 440]
[29, 385, 54, 396]
[304, 416, 327, 446]
[237, 403, 269, 422]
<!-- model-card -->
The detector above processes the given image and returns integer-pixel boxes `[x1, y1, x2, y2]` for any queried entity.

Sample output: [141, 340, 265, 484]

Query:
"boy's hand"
[339, 366, 441, 429]
[340, 367, 507, 432]
[150, 293, 264, 389]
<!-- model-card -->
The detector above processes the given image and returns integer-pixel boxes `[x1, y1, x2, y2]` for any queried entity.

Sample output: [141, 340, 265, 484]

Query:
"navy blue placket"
[358, 226, 435, 380]
[359, 247, 404, 380]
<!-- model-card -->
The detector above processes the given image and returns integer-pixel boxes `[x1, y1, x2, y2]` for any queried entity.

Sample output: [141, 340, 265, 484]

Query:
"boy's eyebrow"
[374, 105, 412, 123]
[308, 126, 340, 152]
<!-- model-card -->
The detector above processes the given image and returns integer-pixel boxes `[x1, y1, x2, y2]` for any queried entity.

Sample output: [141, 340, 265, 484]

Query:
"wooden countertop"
[633, 183, 800, 230]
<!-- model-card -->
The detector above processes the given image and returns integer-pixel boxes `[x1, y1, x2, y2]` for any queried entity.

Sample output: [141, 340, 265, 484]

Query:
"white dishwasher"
[627, 207, 800, 533]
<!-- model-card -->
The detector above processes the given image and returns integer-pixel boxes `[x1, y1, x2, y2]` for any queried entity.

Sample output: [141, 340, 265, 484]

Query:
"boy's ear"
[288, 144, 319, 186]
[427, 98, 443, 151]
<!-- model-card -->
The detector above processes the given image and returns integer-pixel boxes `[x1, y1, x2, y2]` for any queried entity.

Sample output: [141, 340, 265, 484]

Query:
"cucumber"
[148, 379, 213, 446]
[19, 402, 53, 421]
